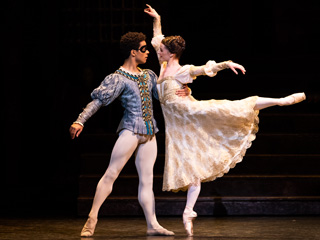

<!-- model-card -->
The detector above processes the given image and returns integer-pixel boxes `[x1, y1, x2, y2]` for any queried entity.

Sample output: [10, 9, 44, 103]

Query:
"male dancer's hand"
[69, 123, 83, 139]
[176, 85, 191, 97]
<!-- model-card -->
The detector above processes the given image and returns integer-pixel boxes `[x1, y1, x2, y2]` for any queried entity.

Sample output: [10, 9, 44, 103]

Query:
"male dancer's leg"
[81, 129, 139, 237]
[135, 135, 174, 236]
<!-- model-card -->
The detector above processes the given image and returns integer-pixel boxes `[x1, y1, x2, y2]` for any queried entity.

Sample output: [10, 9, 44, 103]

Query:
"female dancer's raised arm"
[145, 5, 162, 37]
[144, 4, 246, 76]
[144, 5, 163, 62]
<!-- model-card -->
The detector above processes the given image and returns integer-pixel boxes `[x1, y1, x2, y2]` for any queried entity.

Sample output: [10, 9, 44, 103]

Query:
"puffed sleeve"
[91, 73, 125, 106]
[175, 65, 196, 84]
[73, 74, 125, 126]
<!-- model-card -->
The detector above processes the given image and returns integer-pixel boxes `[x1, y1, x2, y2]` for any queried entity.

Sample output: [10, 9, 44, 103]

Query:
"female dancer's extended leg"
[181, 93, 306, 237]
[254, 92, 306, 110]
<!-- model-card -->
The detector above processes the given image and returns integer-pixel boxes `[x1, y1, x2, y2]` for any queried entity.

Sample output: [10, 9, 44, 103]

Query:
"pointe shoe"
[80, 217, 98, 237]
[147, 227, 175, 236]
[183, 210, 197, 236]
[279, 92, 306, 106]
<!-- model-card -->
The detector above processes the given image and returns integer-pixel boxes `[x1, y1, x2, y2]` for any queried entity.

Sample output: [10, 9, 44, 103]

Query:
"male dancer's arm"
[70, 74, 124, 139]
[70, 99, 103, 139]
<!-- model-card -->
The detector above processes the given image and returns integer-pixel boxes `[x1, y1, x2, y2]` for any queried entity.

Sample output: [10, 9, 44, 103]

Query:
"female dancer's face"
[158, 43, 171, 62]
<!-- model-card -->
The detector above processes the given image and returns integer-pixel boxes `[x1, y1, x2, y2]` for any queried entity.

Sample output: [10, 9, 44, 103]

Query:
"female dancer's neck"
[166, 58, 180, 69]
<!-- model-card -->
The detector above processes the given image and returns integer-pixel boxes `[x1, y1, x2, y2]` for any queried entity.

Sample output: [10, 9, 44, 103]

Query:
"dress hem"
[163, 103, 260, 193]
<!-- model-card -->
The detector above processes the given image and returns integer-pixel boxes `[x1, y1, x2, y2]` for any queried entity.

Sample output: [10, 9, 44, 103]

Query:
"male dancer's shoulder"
[100, 72, 125, 84]
[92, 72, 126, 96]
[143, 69, 158, 82]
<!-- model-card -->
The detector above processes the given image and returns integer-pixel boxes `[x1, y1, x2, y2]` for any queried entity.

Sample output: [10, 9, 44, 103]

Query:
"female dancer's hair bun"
[162, 35, 186, 59]
[174, 36, 186, 50]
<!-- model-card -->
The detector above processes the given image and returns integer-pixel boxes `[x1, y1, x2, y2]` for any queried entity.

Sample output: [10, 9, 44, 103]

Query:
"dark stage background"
[4, 0, 320, 216]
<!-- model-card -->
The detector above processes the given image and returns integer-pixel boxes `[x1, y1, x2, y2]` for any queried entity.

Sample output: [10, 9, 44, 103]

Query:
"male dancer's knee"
[139, 178, 153, 190]
[102, 168, 121, 184]
[138, 179, 154, 207]
[138, 176, 154, 205]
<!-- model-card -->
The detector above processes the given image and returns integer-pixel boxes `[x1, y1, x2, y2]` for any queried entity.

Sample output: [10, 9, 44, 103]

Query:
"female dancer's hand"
[144, 4, 160, 19]
[69, 123, 83, 139]
[228, 62, 246, 75]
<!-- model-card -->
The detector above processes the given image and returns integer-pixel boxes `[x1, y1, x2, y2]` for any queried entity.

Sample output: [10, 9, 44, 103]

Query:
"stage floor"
[0, 216, 319, 240]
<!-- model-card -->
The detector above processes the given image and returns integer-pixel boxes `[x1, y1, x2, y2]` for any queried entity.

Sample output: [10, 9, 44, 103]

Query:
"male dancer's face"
[134, 41, 149, 64]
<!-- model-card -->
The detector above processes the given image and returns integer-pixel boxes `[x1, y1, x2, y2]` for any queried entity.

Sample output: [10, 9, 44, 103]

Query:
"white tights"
[88, 129, 161, 230]
[184, 181, 201, 214]
[254, 95, 297, 110]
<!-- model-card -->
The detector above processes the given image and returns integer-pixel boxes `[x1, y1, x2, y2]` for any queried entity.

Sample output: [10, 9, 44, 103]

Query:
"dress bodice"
[157, 76, 185, 104]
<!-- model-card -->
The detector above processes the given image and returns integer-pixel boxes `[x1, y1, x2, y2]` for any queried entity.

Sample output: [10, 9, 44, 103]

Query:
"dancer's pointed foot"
[147, 226, 175, 236]
[80, 217, 98, 237]
[183, 210, 197, 236]
[279, 92, 306, 106]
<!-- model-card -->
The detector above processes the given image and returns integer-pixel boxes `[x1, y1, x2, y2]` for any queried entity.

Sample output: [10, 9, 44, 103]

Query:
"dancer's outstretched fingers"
[239, 64, 246, 74]
[230, 65, 238, 75]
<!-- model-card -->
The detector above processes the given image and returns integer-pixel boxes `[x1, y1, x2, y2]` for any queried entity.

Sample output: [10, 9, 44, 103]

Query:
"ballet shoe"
[279, 92, 306, 106]
[147, 227, 175, 236]
[183, 210, 197, 236]
[80, 217, 98, 237]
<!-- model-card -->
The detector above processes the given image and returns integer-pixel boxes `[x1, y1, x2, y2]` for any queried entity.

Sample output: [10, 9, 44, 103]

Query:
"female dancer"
[144, 4, 306, 236]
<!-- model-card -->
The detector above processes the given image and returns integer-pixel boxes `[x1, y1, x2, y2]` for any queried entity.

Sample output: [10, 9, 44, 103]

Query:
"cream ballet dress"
[152, 34, 259, 192]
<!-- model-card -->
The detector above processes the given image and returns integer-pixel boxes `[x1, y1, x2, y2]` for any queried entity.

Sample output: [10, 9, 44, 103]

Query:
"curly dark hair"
[162, 35, 186, 59]
[120, 32, 147, 59]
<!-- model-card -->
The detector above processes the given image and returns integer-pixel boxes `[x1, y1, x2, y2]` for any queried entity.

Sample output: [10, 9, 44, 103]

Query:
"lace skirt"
[161, 95, 259, 192]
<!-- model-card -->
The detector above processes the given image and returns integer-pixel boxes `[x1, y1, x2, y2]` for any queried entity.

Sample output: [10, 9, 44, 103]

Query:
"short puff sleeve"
[175, 65, 196, 84]
[91, 74, 125, 106]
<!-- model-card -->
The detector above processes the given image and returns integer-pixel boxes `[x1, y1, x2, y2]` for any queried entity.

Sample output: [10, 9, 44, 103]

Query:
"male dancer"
[70, 32, 188, 237]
